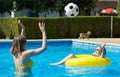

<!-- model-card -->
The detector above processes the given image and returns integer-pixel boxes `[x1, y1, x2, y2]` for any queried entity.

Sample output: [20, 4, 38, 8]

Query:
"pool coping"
[71, 39, 120, 46]
[0, 39, 120, 46]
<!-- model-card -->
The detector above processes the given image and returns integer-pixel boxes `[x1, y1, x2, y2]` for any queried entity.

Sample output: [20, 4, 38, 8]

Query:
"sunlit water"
[0, 40, 120, 77]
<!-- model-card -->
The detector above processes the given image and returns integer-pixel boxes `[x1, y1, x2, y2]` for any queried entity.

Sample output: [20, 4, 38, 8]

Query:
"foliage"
[0, 0, 13, 13]
[0, 18, 19, 39]
[1, 16, 120, 39]
[0, 27, 6, 39]
[112, 16, 120, 37]
[54, 0, 98, 16]
[117, 0, 120, 16]
[0, 0, 97, 16]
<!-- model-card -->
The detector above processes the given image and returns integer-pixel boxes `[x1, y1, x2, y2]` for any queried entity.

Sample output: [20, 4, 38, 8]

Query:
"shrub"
[0, 16, 120, 39]
[0, 18, 19, 39]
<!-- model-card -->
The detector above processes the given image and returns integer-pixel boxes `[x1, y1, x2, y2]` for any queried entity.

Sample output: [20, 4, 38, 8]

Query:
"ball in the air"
[64, 3, 79, 18]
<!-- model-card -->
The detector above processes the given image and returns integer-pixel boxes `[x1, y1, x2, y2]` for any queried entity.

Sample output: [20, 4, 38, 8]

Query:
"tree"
[54, 0, 97, 16]
[117, 0, 120, 16]
[0, 0, 97, 16]
[33, 0, 56, 16]
[16, 0, 56, 17]
[0, 0, 13, 14]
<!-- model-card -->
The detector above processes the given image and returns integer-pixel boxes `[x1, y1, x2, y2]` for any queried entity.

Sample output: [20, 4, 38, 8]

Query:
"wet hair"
[99, 46, 106, 57]
[102, 47, 106, 56]
[11, 36, 26, 57]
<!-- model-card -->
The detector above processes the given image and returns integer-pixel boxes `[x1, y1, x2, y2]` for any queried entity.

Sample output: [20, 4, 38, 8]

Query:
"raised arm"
[100, 43, 106, 58]
[18, 20, 25, 36]
[33, 22, 47, 54]
[101, 43, 106, 48]
[23, 22, 47, 57]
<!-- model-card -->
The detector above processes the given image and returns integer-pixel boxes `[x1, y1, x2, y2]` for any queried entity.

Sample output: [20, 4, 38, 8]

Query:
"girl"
[11, 20, 47, 76]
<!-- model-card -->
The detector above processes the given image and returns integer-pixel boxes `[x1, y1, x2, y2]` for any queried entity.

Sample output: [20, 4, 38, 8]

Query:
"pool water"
[0, 40, 120, 77]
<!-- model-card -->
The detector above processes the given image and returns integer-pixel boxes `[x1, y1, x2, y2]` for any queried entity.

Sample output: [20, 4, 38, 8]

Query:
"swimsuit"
[16, 60, 33, 69]
[15, 60, 33, 75]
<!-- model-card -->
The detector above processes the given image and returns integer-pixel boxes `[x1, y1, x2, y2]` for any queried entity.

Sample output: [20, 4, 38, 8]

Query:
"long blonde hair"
[11, 36, 26, 57]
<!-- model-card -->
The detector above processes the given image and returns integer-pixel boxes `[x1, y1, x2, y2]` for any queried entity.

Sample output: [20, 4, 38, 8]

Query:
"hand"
[101, 43, 106, 48]
[18, 20, 25, 29]
[39, 22, 46, 33]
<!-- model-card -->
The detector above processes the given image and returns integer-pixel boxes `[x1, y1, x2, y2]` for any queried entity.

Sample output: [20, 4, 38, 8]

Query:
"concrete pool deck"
[72, 38, 120, 46]
[0, 38, 120, 46]
[82, 38, 120, 44]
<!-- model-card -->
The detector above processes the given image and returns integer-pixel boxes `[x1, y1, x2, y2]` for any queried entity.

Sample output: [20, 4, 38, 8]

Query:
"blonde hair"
[11, 36, 26, 57]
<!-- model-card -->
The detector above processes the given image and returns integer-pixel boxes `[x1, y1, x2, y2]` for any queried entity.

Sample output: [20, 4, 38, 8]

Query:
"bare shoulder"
[22, 50, 35, 57]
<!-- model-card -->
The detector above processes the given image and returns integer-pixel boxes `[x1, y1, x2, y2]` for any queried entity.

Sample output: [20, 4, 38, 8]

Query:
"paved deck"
[73, 38, 120, 46]
[88, 38, 120, 44]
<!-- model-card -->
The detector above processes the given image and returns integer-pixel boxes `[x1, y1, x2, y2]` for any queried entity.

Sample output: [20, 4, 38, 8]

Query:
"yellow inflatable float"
[65, 54, 111, 66]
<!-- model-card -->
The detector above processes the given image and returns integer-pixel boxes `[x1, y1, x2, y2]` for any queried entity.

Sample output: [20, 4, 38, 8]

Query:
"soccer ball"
[64, 3, 79, 18]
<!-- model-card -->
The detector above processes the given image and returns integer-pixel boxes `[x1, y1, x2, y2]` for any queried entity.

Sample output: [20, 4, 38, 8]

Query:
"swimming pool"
[0, 40, 120, 77]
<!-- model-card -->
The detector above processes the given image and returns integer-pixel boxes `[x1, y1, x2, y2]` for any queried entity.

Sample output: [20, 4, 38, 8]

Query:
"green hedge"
[0, 16, 119, 39]
[117, 0, 120, 16]
[113, 16, 120, 37]
[0, 18, 19, 39]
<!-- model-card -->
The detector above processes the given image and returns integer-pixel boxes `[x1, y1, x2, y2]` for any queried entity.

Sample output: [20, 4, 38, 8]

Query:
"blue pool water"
[0, 40, 120, 77]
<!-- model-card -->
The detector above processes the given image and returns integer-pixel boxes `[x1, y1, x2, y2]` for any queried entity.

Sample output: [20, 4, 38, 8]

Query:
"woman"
[92, 44, 106, 57]
[11, 20, 47, 75]
[50, 43, 106, 65]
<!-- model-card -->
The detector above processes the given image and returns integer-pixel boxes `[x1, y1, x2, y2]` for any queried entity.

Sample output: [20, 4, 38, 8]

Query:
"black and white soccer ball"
[64, 3, 79, 18]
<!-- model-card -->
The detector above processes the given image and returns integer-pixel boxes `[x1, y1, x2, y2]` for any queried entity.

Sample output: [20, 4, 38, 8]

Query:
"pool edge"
[0, 39, 120, 46]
